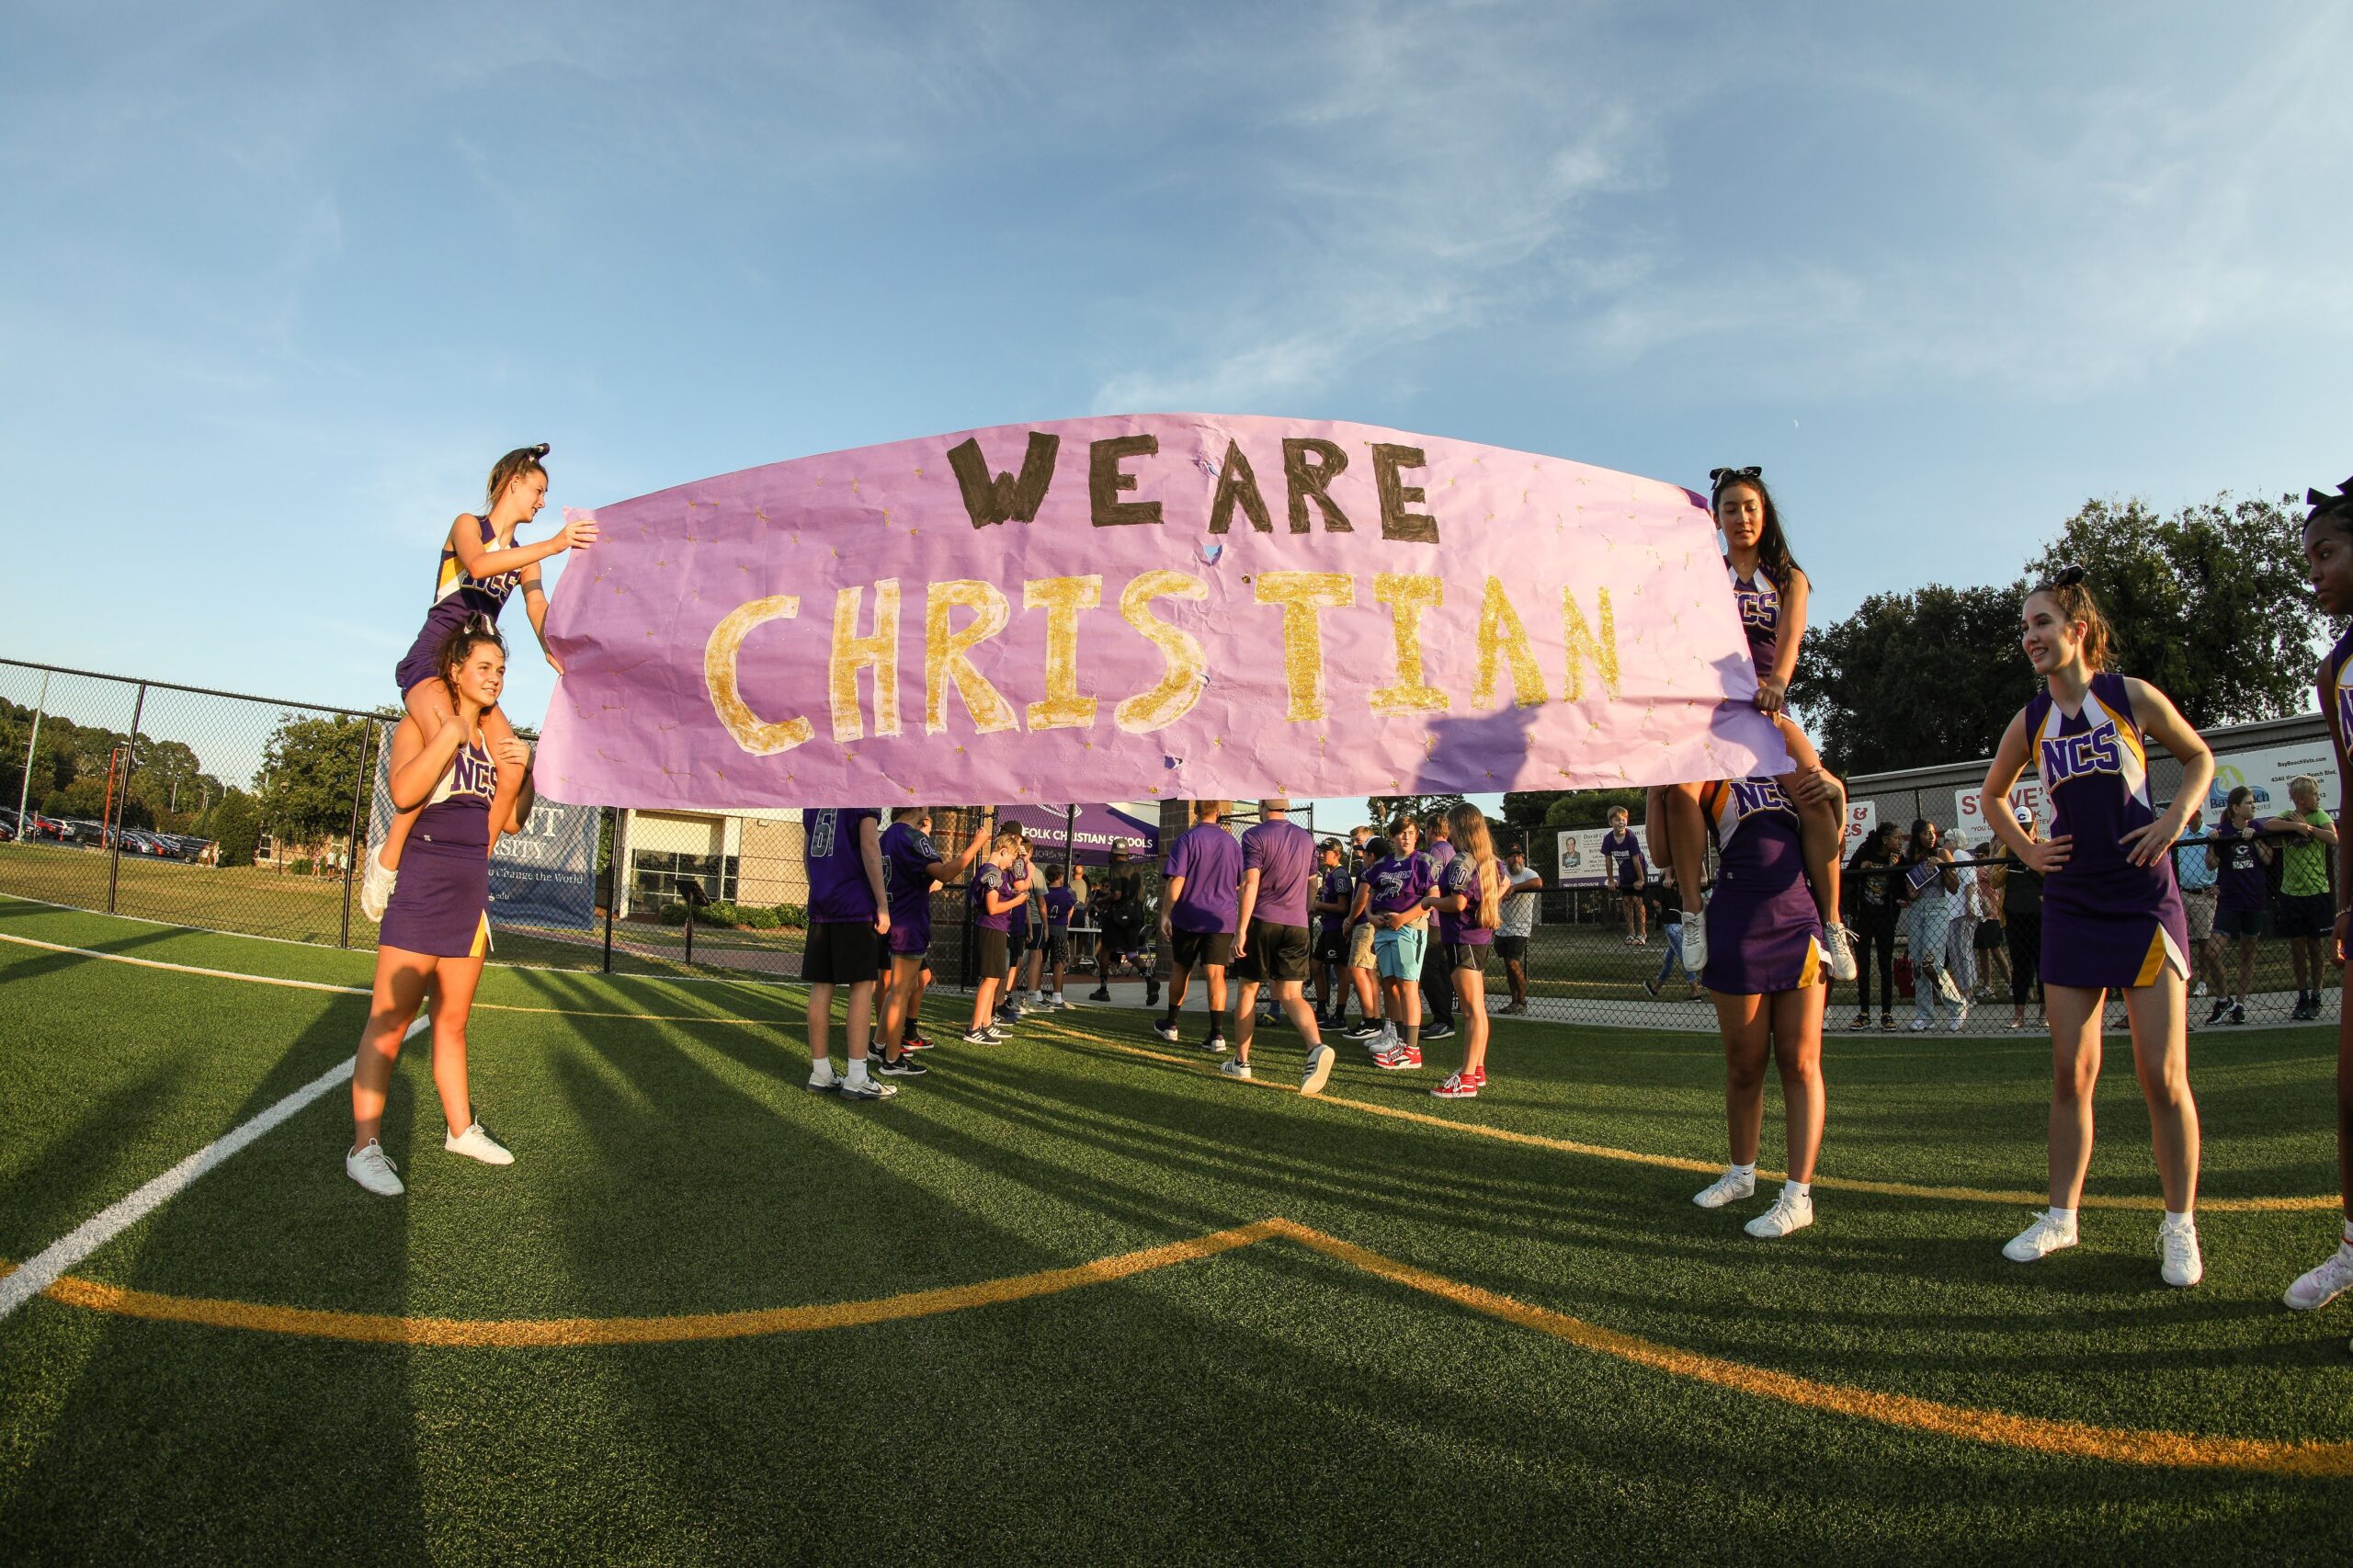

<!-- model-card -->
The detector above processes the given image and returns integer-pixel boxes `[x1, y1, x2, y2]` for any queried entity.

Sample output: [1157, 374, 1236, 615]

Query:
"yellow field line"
[1026, 1017, 2339, 1215]
[6, 1218, 2347, 1478]
[0, 932, 787, 1027]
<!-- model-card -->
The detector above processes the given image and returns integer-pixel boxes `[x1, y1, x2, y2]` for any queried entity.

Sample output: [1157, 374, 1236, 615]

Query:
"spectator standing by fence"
[1496, 846, 1543, 1014]
[2265, 776, 2338, 1021]
[1972, 839, 2011, 1002]
[1845, 824, 1904, 1030]
[2212, 786, 2271, 1028]
[2174, 803, 2221, 1006]
[1900, 820, 1965, 1031]
[1944, 839, 1983, 1002]
[2003, 808, 2046, 1029]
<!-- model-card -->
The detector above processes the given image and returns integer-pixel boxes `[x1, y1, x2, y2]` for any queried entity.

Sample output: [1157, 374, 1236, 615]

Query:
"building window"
[631, 850, 737, 907]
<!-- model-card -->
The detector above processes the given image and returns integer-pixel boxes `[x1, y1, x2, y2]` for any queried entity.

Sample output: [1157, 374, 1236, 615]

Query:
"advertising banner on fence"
[1843, 798, 1877, 856]
[368, 730, 599, 931]
[533, 415, 1792, 809]
[2206, 740, 2338, 818]
[1954, 782, 2050, 848]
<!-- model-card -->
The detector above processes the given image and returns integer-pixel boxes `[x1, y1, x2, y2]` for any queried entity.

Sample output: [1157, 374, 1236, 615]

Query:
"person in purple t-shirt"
[1348, 814, 1438, 1069]
[1036, 865, 1078, 1008]
[876, 808, 985, 1073]
[965, 829, 1029, 1044]
[801, 807, 891, 1099]
[996, 833, 1035, 1025]
[1430, 804, 1505, 1100]
[1310, 840, 1353, 1026]
[1224, 801, 1334, 1095]
[1156, 800, 1244, 1052]
[1420, 812, 1460, 1037]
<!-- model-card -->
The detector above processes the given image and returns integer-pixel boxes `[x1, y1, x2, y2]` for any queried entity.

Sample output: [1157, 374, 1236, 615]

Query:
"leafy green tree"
[2024, 494, 2321, 727]
[208, 789, 260, 868]
[1364, 793, 1467, 830]
[1795, 583, 2031, 775]
[1542, 787, 1648, 829]
[255, 714, 371, 849]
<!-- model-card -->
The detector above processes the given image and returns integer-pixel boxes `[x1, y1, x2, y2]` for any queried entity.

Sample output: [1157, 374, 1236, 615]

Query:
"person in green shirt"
[2261, 775, 2340, 1021]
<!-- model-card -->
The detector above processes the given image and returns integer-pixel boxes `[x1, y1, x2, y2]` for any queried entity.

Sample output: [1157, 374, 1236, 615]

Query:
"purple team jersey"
[1165, 823, 1244, 934]
[1006, 856, 1032, 937]
[1364, 853, 1435, 916]
[801, 808, 881, 924]
[1240, 819, 1317, 928]
[1437, 854, 1494, 945]
[1044, 886, 1076, 927]
[2215, 831, 2267, 912]
[1428, 839, 1457, 868]
[1602, 827, 1646, 889]
[972, 862, 1016, 932]
[1317, 865, 1354, 933]
[880, 819, 938, 954]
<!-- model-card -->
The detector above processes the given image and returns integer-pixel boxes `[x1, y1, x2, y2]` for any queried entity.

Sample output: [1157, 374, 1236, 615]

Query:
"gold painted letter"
[1023, 574, 1103, 731]
[1253, 571, 1354, 722]
[706, 596, 814, 755]
[1115, 570, 1209, 733]
[829, 580, 902, 743]
[1561, 585, 1621, 701]
[1473, 577, 1549, 709]
[1370, 574, 1449, 716]
[925, 580, 1017, 735]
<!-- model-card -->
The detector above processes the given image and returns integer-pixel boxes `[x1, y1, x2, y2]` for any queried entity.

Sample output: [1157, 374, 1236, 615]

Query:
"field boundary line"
[0, 1018, 427, 1324]
[6, 1210, 2347, 1478]
[0, 932, 795, 1026]
[1028, 1017, 2338, 1215]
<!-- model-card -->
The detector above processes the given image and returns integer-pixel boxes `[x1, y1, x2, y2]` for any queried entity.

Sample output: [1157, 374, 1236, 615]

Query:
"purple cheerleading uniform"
[1698, 777, 1824, 995]
[802, 808, 881, 922]
[1730, 560, 1781, 672]
[2028, 672, 2188, 988]
[395, 515, 524, 694]
[1165, 824, 1244, 934]
[1240, 819, 1317, 928]
[378, 733, 497, 959]
[880, 821, 938, 957]
[1601, 826, 1646, 892]
[1437, 855, 1494, 946]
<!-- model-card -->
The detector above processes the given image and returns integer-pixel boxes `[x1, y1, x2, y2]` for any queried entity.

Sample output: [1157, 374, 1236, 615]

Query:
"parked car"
[0, 820, 13, 843]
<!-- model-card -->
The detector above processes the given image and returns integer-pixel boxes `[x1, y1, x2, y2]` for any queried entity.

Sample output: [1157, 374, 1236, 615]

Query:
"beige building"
[614, 808, 809, 917]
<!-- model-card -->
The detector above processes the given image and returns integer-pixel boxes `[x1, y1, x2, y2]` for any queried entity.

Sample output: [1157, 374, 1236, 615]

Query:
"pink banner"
[533, 415, 1791, 809]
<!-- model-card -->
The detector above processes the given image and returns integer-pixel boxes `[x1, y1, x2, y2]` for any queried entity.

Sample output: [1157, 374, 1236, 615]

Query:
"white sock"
[1786, 1180, 1811, 1199]
[809, 1060, 835, 1085]
[2165, 1209, 2194, 1229]
[2049, 1207, 2077, 1230]
[1730, 1163, 1756, 1180]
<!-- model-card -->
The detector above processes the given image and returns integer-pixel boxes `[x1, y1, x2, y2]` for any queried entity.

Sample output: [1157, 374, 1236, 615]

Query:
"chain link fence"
[1, 654, 2337, 1030]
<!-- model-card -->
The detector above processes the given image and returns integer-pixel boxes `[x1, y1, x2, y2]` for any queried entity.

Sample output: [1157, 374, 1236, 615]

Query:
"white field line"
[0, 931, 369, 995]
[0, 1017, 426, 1324]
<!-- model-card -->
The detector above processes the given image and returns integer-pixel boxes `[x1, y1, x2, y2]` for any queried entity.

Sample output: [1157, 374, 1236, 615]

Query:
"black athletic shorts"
[1440, 939, 1491, 975]
[976, 926, 1009, 976]
[1972, 917, 2006, 951]
[1313, 925, 1346, 964]
[1042, 927, 1071, 967]
[1170, 928, 1234, 968]
[804, 920, 881, 985]
[1495, 935, 1529, 962]
[1233, 920, 1312, 983]
[2279, 892, 2336, 940]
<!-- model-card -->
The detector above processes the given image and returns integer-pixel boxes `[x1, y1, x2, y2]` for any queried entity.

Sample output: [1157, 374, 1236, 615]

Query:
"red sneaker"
[1467, 1066, 1487, 1087]
[903, 1034, 934, 1051]
[1373, 1045, 1423, 1071]
[1430, 1072, 1479, 1098]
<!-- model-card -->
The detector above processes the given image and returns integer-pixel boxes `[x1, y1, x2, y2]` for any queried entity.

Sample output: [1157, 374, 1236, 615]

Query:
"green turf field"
[3, 893, 2351, 1565]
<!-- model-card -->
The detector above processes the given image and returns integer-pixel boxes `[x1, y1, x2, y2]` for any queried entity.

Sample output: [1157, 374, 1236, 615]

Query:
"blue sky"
[6, 2, 2350, 817]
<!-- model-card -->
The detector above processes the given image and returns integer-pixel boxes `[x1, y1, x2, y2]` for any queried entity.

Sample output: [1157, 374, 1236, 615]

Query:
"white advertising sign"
[2205, 741, 2337, 819]
[1556, 827, 1614, 886]
[1954, 783, 2051, 850]
[1841, 799, 1877, 856]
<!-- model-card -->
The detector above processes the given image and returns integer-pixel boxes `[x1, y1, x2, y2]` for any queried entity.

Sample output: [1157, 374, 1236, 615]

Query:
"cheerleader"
[1979, 567, 2211, 1285]
[346, 621, 536, 1196]
[2283, 480, 2353, 1320]
[1684, 775, 1830, 1238]
[360, 445, 596, 919]
[1664, 468, 1857, 989]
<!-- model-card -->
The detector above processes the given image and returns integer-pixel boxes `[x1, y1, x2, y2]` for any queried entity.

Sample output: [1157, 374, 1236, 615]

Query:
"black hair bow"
[1709, 466, 1762, 490]
[2307, 477, 2353, 510]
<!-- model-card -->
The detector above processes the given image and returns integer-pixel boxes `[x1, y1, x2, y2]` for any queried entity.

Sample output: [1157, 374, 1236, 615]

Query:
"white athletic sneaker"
[1692, 1168, 1756, 1210]
[2003, 1210, 2079, 1263]
[1909, 1017, 1930, 1032]
[837, 1074, 899, 1101]
[1823, 926, 1858, 983]
[1948, 1009, 1969, 1032]
[1679, 911, 1708, 975]
[346, 1140, 404, 1197]
[1218, 1058, 1252, 1080]
[1300, 1043, 1335, 1097]
[2284, 1244, 2353, 1311]
[2158, 1217, 2203, 1288]
[444, 1120, 514, 1165]
[1051, 994, 1071, 1011]
[1745, 1187, 1814, 1239]
[358, 848, 397, 923]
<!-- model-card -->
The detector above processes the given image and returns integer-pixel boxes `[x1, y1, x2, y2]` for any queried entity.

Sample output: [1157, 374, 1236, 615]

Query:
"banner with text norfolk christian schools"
[532, 415, 1793, 809]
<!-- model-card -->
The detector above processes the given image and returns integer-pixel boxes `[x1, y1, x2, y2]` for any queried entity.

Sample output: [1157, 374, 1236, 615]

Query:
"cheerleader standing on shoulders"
[360, 445, 596, 919]
[1979, 567, 2211, 1285]
[2283, 480, 2353, 1324]
[1680, 773, 1831, 1238]
[1663, 468, 1857, 989]
[347, 622, 537, 1196]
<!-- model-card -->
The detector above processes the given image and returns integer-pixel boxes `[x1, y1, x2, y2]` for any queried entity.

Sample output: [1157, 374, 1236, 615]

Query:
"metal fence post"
[602, 805, 621, 973]
[338, 721, 374, 949]
[14, 670, 47, 836]
[107, 682, 147, 915]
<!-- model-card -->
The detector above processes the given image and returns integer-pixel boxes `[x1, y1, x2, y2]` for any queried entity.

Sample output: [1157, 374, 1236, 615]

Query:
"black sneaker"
[1152, 1018, 1180, 1042]
[1088, 986, 1112, 1002]
[878, 1053, 928, 1077]
[1643, 977, 1662, 997]
[1423, 1023, 1456, 1041]
[2227, 1001, 2246, 1026]
[1201, 1033, 1230, 1054]
[1344, 1020, 1381, 1040]
[2204, 997, 2228, 1025]
[961, 1027, 996, 1045]
[1144, 981, 1161, 1007]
